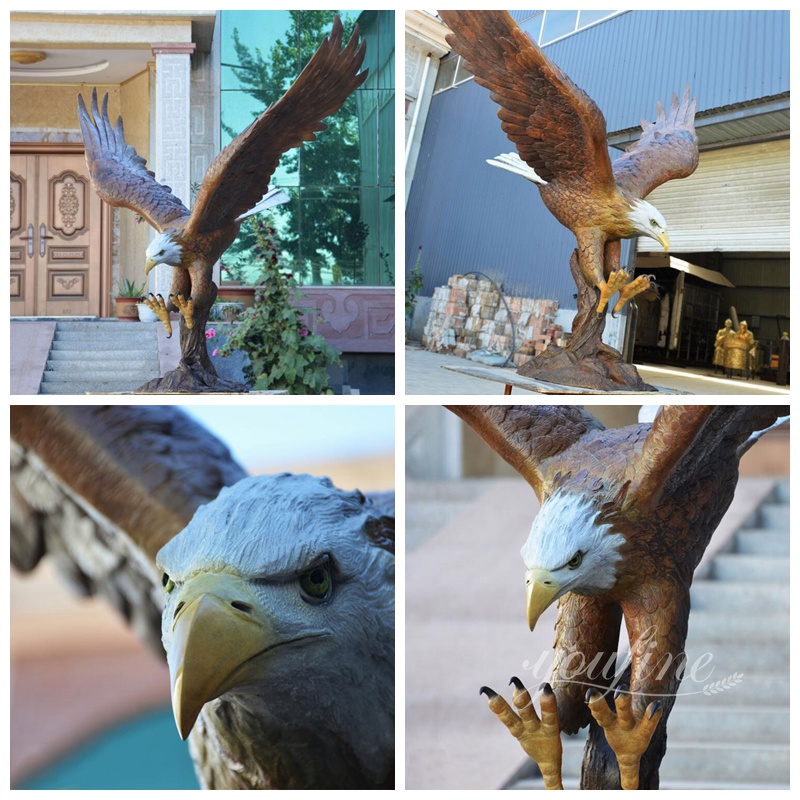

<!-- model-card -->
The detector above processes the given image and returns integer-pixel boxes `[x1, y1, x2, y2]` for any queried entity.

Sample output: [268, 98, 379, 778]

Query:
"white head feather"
[521, 491, 626, 597]
[628, 198, 669, 248]
[145, 230, 183, 268]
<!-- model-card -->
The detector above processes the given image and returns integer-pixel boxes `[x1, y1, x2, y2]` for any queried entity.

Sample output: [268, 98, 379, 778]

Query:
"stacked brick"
[422, 275, 564, 366]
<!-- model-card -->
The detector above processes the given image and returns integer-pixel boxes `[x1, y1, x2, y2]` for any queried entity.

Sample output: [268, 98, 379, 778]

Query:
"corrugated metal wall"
[638, 140, 789, 253]
[406, 10, 790, 304]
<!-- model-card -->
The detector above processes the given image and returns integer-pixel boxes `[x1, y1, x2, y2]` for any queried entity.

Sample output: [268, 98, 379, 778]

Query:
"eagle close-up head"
[628, 198, 670, 251]
[144, 231, 183, 274]
[157, 473, 395, 790]
[520, 490, 627, 631]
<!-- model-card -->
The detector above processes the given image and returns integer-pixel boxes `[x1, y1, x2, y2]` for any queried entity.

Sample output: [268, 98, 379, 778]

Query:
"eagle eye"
[162, 572, 176, 593]
[299, 561, 332, 604]
[567, 552, 583, 570]
[649, 218, 658, 227]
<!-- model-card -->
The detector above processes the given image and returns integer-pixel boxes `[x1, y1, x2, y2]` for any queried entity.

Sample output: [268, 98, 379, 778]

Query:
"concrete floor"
[405, 344, 790, 396]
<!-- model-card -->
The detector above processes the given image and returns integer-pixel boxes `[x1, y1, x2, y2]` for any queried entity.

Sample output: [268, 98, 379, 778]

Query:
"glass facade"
[219, 10, 395, 287]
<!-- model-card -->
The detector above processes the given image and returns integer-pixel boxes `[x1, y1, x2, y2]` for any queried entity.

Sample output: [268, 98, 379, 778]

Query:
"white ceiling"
[11, 47, 153, 84]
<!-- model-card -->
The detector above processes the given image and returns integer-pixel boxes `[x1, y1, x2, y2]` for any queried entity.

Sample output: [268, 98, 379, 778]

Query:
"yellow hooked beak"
[525, 567, 561, 632]
[144, 257, 157, 275]
[167, 572, 280, 740]
[656, 231, 670, 251]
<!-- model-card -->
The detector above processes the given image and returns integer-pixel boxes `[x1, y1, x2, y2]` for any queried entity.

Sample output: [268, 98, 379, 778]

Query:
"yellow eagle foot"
[596, 270, 630, 314]
[170, 293, 195, 330]
[142, 293, 173, 338]
[481, 679, 563, 790]
[586, 686, 663, 790]
[612, 274, 655, 316]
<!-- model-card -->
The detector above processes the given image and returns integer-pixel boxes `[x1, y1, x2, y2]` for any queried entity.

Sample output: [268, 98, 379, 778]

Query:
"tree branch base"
[516, 344, 657, 392]
[135, 361, 249, 394]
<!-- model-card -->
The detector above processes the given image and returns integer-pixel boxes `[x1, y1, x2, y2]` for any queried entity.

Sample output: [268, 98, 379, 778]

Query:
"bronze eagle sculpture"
[447, 404, 788, 789]
[77, 16, 367, 392]
[438, 11, 699, 317]
[11, 405, 395, 789]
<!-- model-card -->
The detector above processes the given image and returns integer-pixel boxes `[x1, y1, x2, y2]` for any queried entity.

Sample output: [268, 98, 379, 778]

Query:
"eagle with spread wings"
[78, 16, 367, 392]
[447, 404, 787, 789]
[11, 406, 395, 789]
[438, 11, 699, 317]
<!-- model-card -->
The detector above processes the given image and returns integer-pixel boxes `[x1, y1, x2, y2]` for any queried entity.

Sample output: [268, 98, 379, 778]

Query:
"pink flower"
[205, 327, 216, 339]
[212, 348, 218, 356]
[300, 327, 309, 337]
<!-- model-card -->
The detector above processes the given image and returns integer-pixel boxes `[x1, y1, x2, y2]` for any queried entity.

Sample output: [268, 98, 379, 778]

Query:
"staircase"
[38, 320, 161, 394]
[510, 480, 790, 790]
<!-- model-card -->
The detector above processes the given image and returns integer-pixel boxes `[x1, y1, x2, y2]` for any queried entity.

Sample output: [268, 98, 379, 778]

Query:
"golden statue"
[713, 319, 733, 369]
[724, 321, 756, 376]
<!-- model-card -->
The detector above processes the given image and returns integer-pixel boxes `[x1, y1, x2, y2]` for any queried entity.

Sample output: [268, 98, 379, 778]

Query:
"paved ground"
[405, 344, 790, 396]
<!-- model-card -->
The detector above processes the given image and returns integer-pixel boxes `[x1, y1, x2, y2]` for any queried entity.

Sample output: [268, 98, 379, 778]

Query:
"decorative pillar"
[150, 42, 196, 297]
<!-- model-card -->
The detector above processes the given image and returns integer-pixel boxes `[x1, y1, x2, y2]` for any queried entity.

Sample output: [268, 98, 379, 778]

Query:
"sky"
[184, 405, 394, 471]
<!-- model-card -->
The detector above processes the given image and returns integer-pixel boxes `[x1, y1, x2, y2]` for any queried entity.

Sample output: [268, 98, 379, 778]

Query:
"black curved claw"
[649, 700, 663, 719]
[585, 688, 600, 703]
[614, 684, 629, 700]
[540, 682, 554, 695]
[479, 686, 498, 699]
[509, 676, 526, 692]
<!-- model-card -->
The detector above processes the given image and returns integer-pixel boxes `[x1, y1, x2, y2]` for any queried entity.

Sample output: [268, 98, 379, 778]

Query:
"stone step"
[560, 739, 788, 784]
[710, 554, 788, 583]
[47, 348, 157, 361]
[735, 529, 789, 555]
[53, 331, 157, 345]
[680, 643, 789, 676]
[771, 481, 789, 504]
[756, 503, 789, 529]
[45, 359, 157, 372]
[39, 379, 150, 394]
[676, 673, 788, 706]
[511, 776, 789, 791]
[406, 478, 490, 503]
[686, 610, 789, 643]
[666, 706, 788, 743]
[690, 580, 788, 612]
[41, 367, 158, 383]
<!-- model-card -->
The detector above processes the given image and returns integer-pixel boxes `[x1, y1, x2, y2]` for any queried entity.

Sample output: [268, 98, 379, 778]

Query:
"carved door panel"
[10, 153, 103, 317]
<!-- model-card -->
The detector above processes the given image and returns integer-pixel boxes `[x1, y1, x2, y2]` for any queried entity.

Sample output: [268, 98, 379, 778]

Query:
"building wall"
[406, 10, 790, 310]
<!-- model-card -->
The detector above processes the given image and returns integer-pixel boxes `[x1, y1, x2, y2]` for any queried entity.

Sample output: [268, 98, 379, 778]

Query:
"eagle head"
[145, 231, 183, 274]
[628, 198, 670, 251]
[156, 473, 394, 788]
[520, 491, 626, 631]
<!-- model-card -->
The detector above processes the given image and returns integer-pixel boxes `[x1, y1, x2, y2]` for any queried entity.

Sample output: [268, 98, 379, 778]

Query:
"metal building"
[405, 10, 789, 366]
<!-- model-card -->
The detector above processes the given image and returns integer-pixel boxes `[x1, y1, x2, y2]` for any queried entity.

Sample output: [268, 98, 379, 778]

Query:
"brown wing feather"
[11, 406, 247, 655]
[186, 16, 367, 236]
[612, 86, 699, 199]
[77, 88, 190, 230]
[625, 405, 789, 512]
[445, 405, 605, 500]
[438, 10, 615, 190]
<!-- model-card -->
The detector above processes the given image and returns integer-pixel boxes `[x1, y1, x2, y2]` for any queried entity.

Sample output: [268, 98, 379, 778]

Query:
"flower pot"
[115, 296, 140, 321]
[218, 284, 256, 309]
[137, 302, 159, 322]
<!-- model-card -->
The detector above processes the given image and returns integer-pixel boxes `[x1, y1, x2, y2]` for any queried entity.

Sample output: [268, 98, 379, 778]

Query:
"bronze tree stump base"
[517, 344, 656, 393]
[136, 361, 248, 394]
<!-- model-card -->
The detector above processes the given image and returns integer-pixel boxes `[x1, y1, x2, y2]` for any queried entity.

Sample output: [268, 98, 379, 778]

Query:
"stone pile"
[422, 275, 564, 366]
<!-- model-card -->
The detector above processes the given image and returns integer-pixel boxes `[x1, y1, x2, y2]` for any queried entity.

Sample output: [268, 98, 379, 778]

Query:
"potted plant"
[113, 277, 146, 321]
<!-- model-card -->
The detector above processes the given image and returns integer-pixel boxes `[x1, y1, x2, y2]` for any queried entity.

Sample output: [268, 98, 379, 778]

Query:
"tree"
[222, 11, 368, 285]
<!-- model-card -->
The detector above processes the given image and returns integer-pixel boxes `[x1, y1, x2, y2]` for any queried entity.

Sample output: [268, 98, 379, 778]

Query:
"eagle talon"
[142, 292, 173, 338]
[596, 270, 630, 314]
[612, 274, 654, 316]
[171, 292, 195, 330]
[482, 678, 563, 790]
[587, 688, 663, 790]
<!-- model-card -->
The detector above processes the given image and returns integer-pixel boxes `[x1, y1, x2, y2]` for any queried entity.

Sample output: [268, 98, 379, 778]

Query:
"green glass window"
[219, 10, 395, 286]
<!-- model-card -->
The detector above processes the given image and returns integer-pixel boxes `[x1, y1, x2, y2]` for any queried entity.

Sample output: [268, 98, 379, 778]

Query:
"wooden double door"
[11, 147, 108, 317]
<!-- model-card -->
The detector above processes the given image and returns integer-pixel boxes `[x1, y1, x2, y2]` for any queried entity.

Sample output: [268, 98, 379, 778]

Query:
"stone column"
[150, 42, 196, 297]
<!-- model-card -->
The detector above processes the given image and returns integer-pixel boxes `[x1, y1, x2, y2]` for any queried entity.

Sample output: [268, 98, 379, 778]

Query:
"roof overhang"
[636, 253, 735, 287]
[609, 94, 789, 152]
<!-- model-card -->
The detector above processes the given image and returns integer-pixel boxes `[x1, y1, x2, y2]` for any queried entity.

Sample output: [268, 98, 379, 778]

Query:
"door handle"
[39, 223, 55, 257]
[19, 223, 35, 257]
